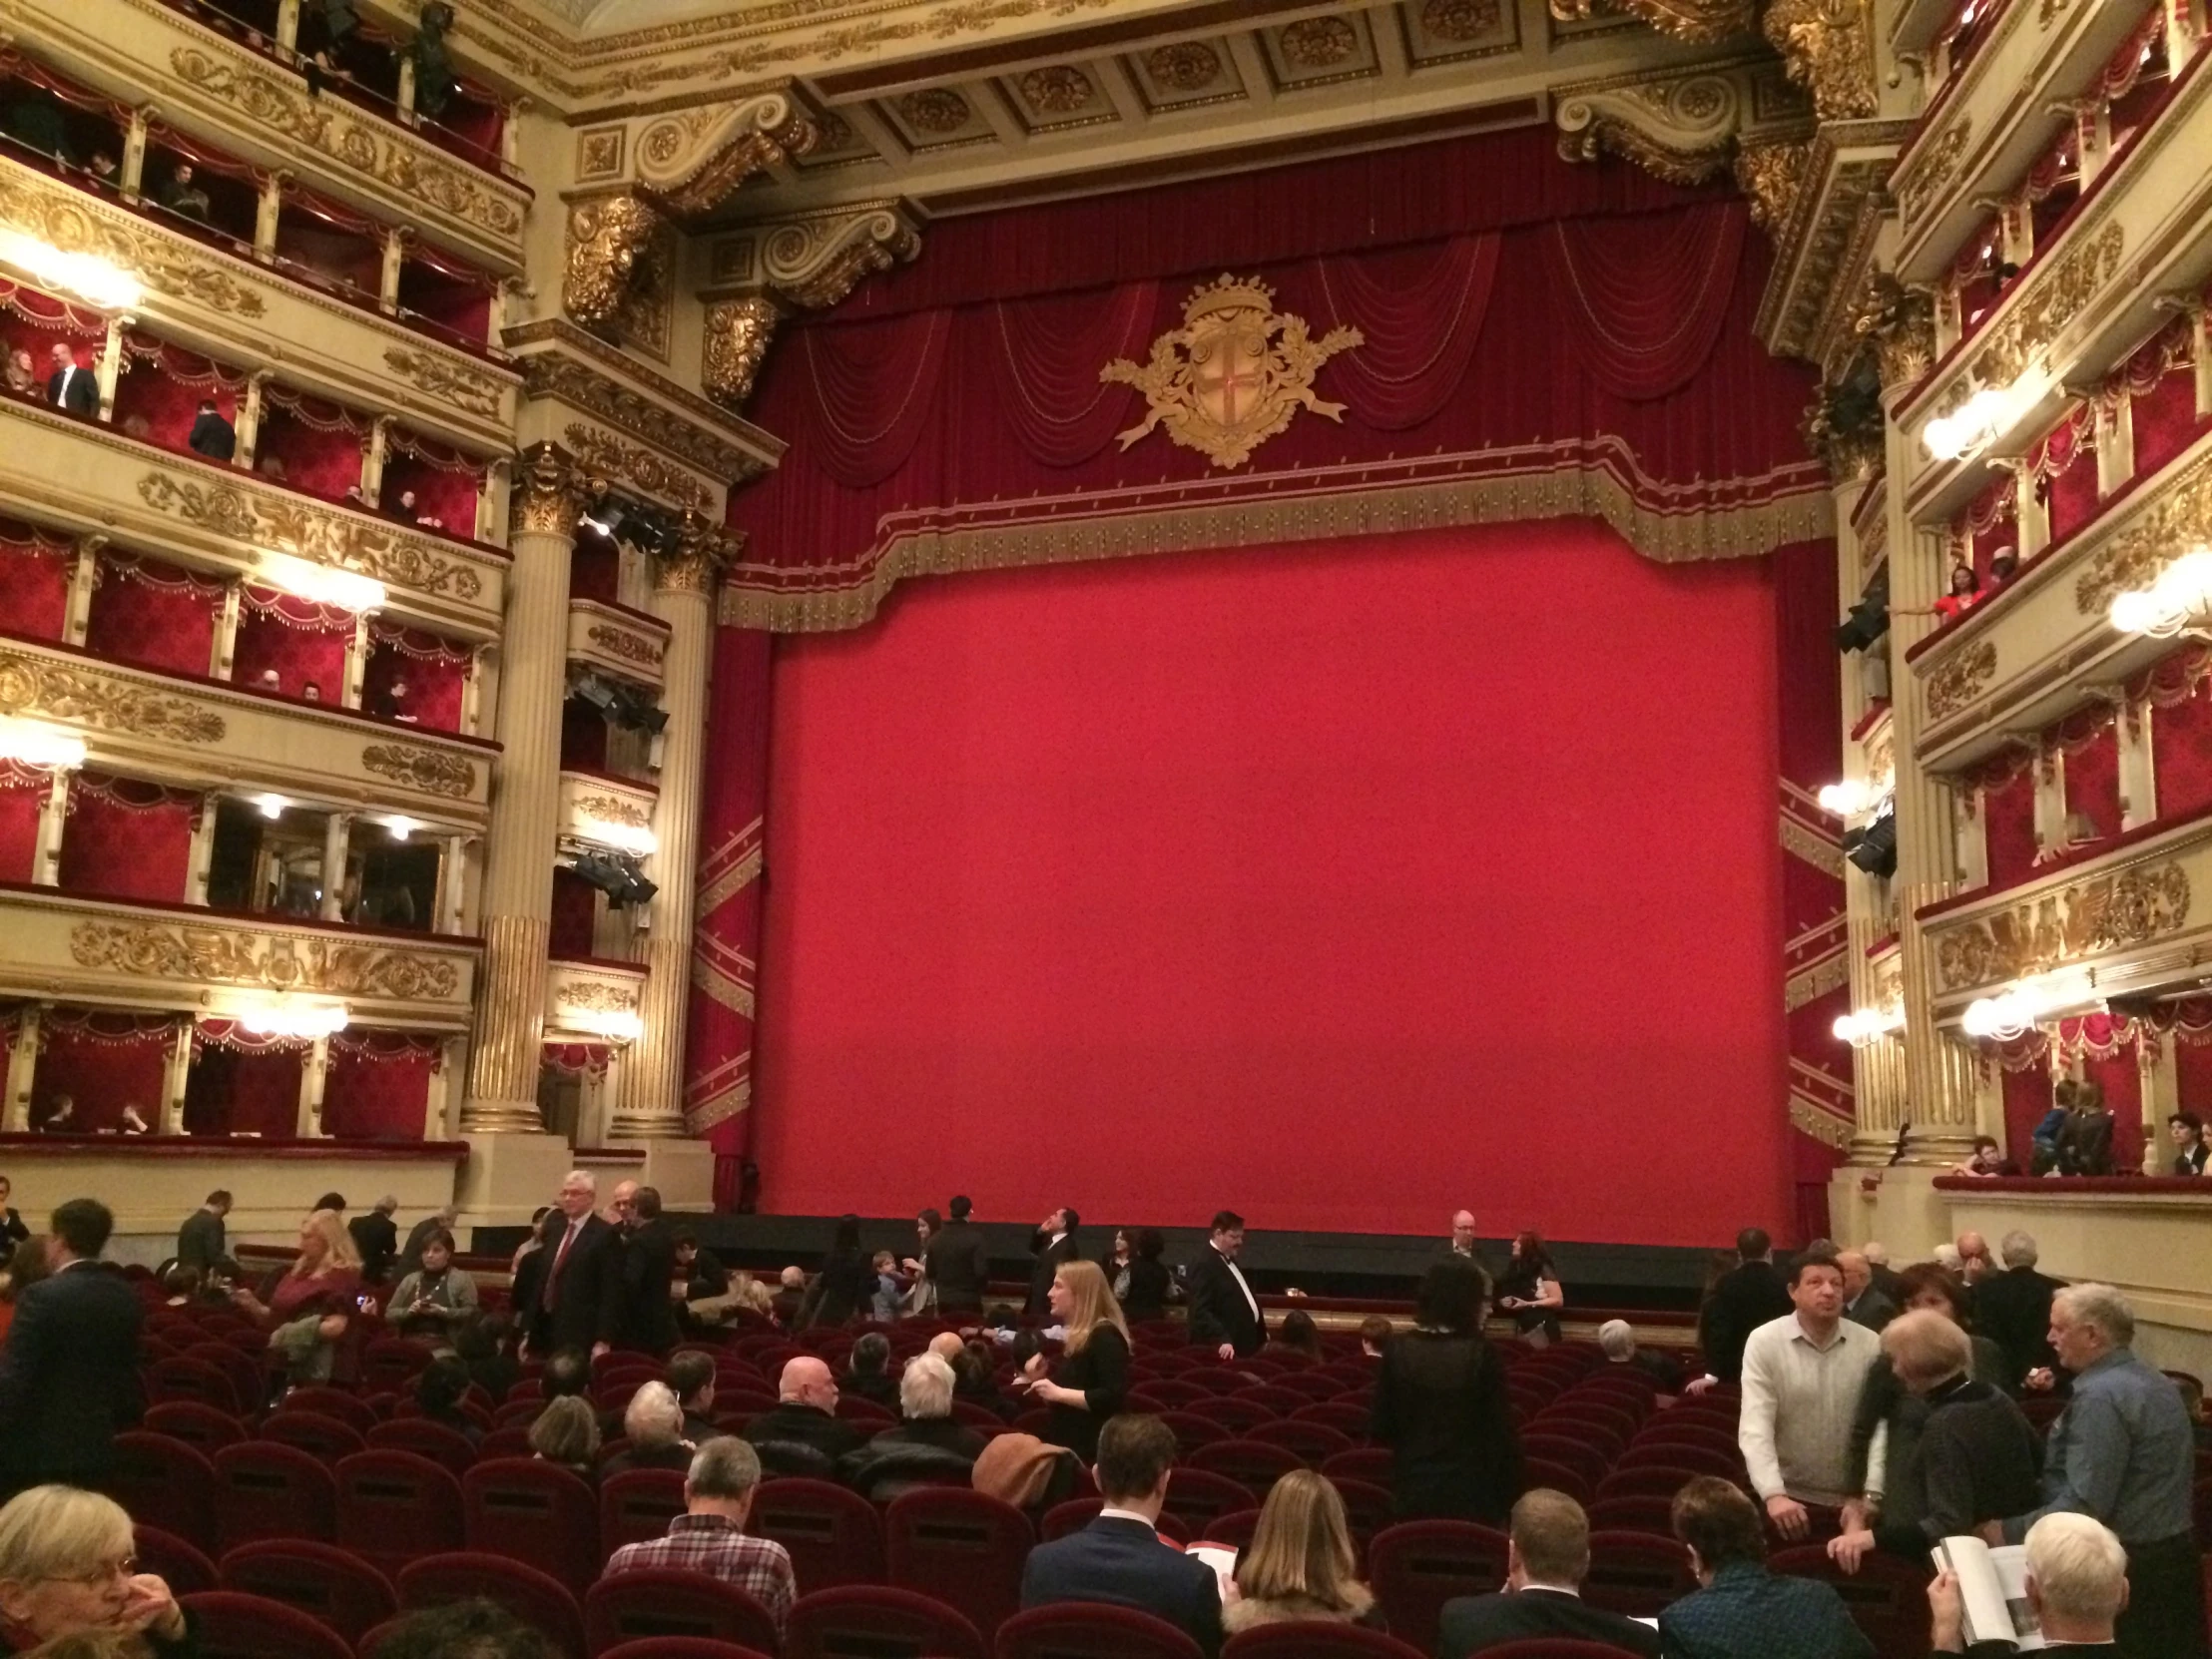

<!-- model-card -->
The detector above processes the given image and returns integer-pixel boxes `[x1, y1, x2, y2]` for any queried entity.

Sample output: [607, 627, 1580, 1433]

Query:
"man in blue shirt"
[1983, 1283, 2205, 1658]
[1659, 1475, 1873, 1659]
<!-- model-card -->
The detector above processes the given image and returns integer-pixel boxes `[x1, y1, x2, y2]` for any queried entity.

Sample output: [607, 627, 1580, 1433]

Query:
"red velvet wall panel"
[1982, 768, 2040, 887]
[2061, 726, 2121, 839]
[2042, 440, 2100, 544]
[2151, 683, 2212, 822]
[0, 541, 72, 640]
[58, 774, 197, 902]
[549, 867, 598, 960]
[231, 601, 350, 702]
[2130, 363, 2206, 481]
[0, 769, 46, 883]
[2082, 1044, 2144, 1174]
[751, 520, 1790, 1242]
[84, 556, 218, 678]
[2176, 1035, 2212, 1119]
[2001, 1056, 2054, 1166]
[321, 1043, 433, 1139]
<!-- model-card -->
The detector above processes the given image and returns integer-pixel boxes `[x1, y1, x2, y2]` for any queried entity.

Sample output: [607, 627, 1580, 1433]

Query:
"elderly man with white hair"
[1934, 1511, 2128, 1654]
[605, 1381, 696, 1476]
[522, 1169, 622, 1361]
[1981, 1284, 2205, 1657]
[1597, 1319, 1685, 1392]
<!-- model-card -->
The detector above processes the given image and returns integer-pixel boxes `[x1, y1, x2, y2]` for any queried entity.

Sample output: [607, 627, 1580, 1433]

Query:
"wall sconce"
[237, 998, 349, 1039]
[1923, 386, 2009, 461]
[2108, 545, 2212, 638]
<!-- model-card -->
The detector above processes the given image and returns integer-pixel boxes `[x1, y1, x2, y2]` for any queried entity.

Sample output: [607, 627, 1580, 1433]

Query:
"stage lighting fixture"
[579, 491, 625, 538]
[565, 848, 659, 909]
[570, 671, 622, 716]
[611, 681, 670, 736]
[1841, 807, 1898, 878]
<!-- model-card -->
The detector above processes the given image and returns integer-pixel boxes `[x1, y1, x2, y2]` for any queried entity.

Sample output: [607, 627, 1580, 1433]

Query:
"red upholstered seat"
[883, 1487, 1033, 1644]
[585, 1568, 783, 1657]
[1583, 1530, 1697, 1617]
[1612, 1441, 1740, 1479]
[179, 1590, 354, 1659]
[1161, 1468, 1256, 1535]
[366, 1417, 479, 1476]
[495, 1396, 545, 1427]
[134, 1525, 218, 1598]
[1445, 1642, 1654, 1659]
[334, 1450, 466, 1577]
[148, 1355, 244, 1416]
[1585, 1495, 1677, 1535]
[994, 1602, 1206, 1659]
[258, 1409, 368, 1464]
[398, 1550, 588, 1658]
[1194, 1506, 1261, 1553]
[1330, 1477, 1395, 1549]
[359, 1338, 435, 1394]
[835, 1394, 899, 1427]
[751, 1476, 887, 1594]
[1222, 1622, 1426, 1659]
[1236, 1384, 1310, 1414]
[462, 1455, 600, 1584]
[216, 1537, 396, 1647]
[1521, 1458, 1594, 1508]
[1593, 1465, 1704, 1504]
[182, 1344, 270, 1419]
[1245, 1418, 1354, 1466]
[785, 1584, 987, 1659]
[1136, 1379, 1206, 1408]
[1369, 1520, 1510, 1654]
[1159, 1411, 1230, 1453]
[108, 1431, 219, 1540]
[212, 1440, 337, 1552]
[600, 1642, 775, 1659]
[1319, 1447, 1392, 1486]
[1770, 1543, 1934, 1656]
[1292, 1401, 1372, 1438]
[283, 1385, 377, 1433]
[1186, 1396, 1275, 1435]
[480, 1424, 537, 1461]
[145, 1399, 249, 1453]
[602, 1467, 690, 1563]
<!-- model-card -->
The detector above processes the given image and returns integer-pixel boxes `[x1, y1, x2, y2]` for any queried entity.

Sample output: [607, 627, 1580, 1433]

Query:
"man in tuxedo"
[1439, 1488, 1660, 1657]
[527, 1169, 621, 1359]
[1027, 1206, 1081, 1319]
[923, 1194, 990, 1317]
[0, 1198, 144, 1499]
[1186, 1209, 1263, 1360]
[1972, 1229, 2061, 1389]
[45, 342, 95, 416]
[1933, 1512, 2124, 1654]
[1691, 1226, 1793, 1388]
[620, 1184, 681, 1355]
[1020, 1413, 1224, 1655]
[175, 1189, 231, 1272]
[188, 397, 236, 460]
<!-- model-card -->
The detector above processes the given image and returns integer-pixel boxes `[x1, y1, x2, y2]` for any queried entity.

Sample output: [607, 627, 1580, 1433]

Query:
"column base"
[460, 1097, 546, 1134]
[455, 1130, 577, 1231]
[601, 1134, 716, 1211]
[609, 1110, 689, 1140]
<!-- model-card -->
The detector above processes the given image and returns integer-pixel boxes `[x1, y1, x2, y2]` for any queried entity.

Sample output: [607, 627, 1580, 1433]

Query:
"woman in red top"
[1919, 564, 1983, 623]
[232, 1208, 364, 1389]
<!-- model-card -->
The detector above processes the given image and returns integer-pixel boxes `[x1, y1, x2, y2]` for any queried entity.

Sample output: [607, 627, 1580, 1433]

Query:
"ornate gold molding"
[1556, 60, 1805, 185]
[564, 194, 669, 328]
[1764, 0, 1879, 122]
[574, 791, 651, 828]
[0, 163, 264, 318]
[510, 442, 591, 538]
[1895, 115, 1971, 233]
[1934, 861, 2192, 991]
[1548, 0, 1752, 42]
[637, 91, 820, 220]
[1926, 638, 1996, 720]
[1736, 138, 1814, 235]
[702, 296, 783, 409]
[70, 919, 463, 1000]
[1968, 220, 2125, 389]
[361, 742, 478, 799]
[510, 322, 781, 483]
[2074, 444, 2212, 617]
[557, 980, 640, 1014]
[1852, 273, 1937, 390]
[759, 203, 922, 310]
[585, 621, 667, 668]
[383, 348, 510, 420]
[657, 512, 742, 594]
[563, 422, 713, 511]
[0, 648, 227, 744]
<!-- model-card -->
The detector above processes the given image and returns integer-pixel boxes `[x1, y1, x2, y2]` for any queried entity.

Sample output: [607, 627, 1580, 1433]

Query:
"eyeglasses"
[59, 1555, 137, 1585]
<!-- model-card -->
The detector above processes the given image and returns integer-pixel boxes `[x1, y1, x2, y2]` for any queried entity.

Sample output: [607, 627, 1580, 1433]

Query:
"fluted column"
[462, 443, 585, 1132]
[617, 519, 731, 1138]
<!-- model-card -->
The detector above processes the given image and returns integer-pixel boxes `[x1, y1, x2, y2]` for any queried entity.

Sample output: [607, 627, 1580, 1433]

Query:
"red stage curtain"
[321, 1032, 435, 1139]
[750, 518, 1791, 1241]
[0, 521, 73, 641]
[58, 771, 199, 902]
[2147, 651, 2212, 822]
[1999, 1046, 2054, 1164]
[231, 585, 352, 701]
[84, 552, 221, 677]
[549, 866, 597, 959]
[363, 625, 469, 733]
[693, 629, 772, 1154]
[2059, 714, 2121, 838]
[543, 1042, 609, 1079]
[1539, 204, 1745, 400]
[1980, 762, 2039, 886]
[35, 1010, 172, 1133]
[1312, 236, 1498, 429]
[986, 281, 1156, 467]
[799, 308, 953, 488]
[0, 762, 48, 882]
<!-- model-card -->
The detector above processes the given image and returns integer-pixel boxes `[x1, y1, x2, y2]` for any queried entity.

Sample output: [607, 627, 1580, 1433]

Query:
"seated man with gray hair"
[1984, 1283, 2205, 1658]
[842, 1352, 989, 1498]
[1934, 1511, 2128, 1655]
[604, 1380, 696, 1476]
[604, 1436, 797, 1637]
[1597, 1319, 1685, 1392]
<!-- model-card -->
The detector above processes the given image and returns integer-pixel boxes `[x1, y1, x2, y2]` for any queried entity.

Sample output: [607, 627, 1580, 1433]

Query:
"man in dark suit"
[1840, 1249, 1899, 1332]
[1185, 1210, 1264, 1360]
[527, 1169, 622, 1359]
[1692, 1226, 1793, 1387]
[174, 1189, 231, 1272]
[349, 1195, 400, 1285]
[1439, 1488, 1661, 1658]
[1026, 1206, 1081, 1319]
[741, 1357, 866, 1466]
[187, 398, 237, 460]
[1972, 1229, 2062, 1389]
[620, 1185, 681, 1355]
[0, 1198, 145, 1499]
[923, 1194, 990, 1317]
[1020, 1413, 1224, 1655]
[44, 342, 96, 416]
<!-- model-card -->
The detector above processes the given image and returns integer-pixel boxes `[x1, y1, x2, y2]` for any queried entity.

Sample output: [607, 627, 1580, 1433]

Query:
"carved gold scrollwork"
[517, 345, 767, 485]
[0, 167, 265, 317]
[1764, 0, 1879, 122]
[1735, 138, 1814, 235]
[1852, 274, 1937, 391]
[564, 195, 669, 328]
[1926, 638, 1996, 720]
[383, 348, 508, 420]
[559, 981, 639, 1013]
[1895, 117, 1972, 231]
[1554, 60, 1811, 189]
[639, 92, 821, 220]
[1549, 0, 1752, 40]
[69, 920, 461, 999]
[656, 512, 741, 595]
[1969, 221, 2125, 389]
[703, 295, 784, 409]
[2075, 445, 2212, 616]
[759, 204, 923, 310]
[575, 792, 651, 828]
[563, 423, 713, 511]
[0, 649, 227, 743]
[586, 623, 666, 668]
[1934, 861, 2192, 991]
[360, 743, 478, 799]
[510, 441, 590, 538]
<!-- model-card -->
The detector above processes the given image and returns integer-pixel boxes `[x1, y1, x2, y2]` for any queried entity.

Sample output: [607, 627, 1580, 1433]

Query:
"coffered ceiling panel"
[1129, 38, 1247, 110]
[1264, 14, 1380, 89]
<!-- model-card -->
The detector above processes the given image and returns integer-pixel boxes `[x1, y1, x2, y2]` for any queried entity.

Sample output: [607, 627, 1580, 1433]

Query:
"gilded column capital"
[564, 193, 669, 328]
[1764, 0, 1879, 123]
[655, 515, 744, 594]
[510, 441, 590, 538]
[1851, 273, 1937, 393]
[703, 295, 784, 409]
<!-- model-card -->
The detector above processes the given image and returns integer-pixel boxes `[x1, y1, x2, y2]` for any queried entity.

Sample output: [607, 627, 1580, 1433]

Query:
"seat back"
[396, 1549, 588, 1658]
[1770, 1543, 1934, 1657]
[462, 1455, 602, 1584]
[211, 1440, 337, 1552]
[1161, 1467, 1257, 1534]
[259, 1409, 368, 1464]
[599, 1643, 776, 1659]
[1245, 1419, 1354, 1467]
[1582, 1530, 1697, 1617]
[367, 1417, 479, 1476]
[1318, 1447, 1391, 1486]
[784, 1584, 987, 1659]
[750, 1476, 886, 1593]
[145, 1399, 248, 1452]
[1220, 1624, 1426, 1659]
[585, 1568, 783, 1655]
[147, 1355, 243, 1416]
[601, 1467, 690, 1563]
[284, 1385, 376, 1432]
[107, 1431, 218, 1540]
[1446, 1643, 1657, 1659]
[994, 1603, 1206, 1659]
[133, 1524, 218, 1598]
[216, 1538, 397, 1647]
[883, 1487, 1033, 1643]
[179, 1589, 355, 1659]
[1368, 1520, 1509, 1654]
[333, 1450, 467, 1576]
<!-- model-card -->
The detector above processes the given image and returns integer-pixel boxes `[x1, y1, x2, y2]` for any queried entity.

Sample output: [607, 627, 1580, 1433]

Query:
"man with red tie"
[524, 1169, 621, 1360]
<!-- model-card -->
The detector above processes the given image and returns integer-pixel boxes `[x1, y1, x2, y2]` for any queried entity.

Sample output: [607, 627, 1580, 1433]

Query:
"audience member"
[1597, 1319, 1685, 1392]
[1223, 1468, 1378, 1633]
[367, 1597, 557, 1659]
[1436, 1487, 1661, 1658]
[2058, 1085, 2116, 1176]
[672, 1229, 748, 1332]
[0, 1485, 191, 1655]
[344, 1196, 400, 1286]
[2031, 1082, 2077, 1174]
[388, 1229, 476, 1344]
[157, 163, 210, 221]
[0, 1181, 29, 1271]
[186, 398, 235, 461]
[666, 1350, 721, 1443]
[3, 348, 34, 398]
[454, 1314, 520, 1405]
[1888, 1263, 2007, 1383]
[1019, 1413, 1224, 1655]
[1973, 1229, 2061, 1390]
[526, 1171, 621, 1360]
[618, 1186, 680, 1355]
[1027, 1207, 1082, 1318]
[1954, 1136, 2019, 1178]
[605, 1437, 797, 1638]
[1695, 1228, 1795, 1388]
[1022, 1259, 1131, 1461]
[1108, 1227, 1173, 1321]
[843, 1332, 899, 1408]
[868, 1250, 906, 1323]
[1659, 1476, 1874, 1658]
[1358, 1316, 1391, 1360]
[870, 1354, 988, 1457]
[1839, 1250, 1897, 1332]
[1187, 1209, 1264, 1360]
[230, 1209, 361, 1387]
[414, 1355, 483, 1445]
[540, 1348, 590, 1402]
[2169, 1111, 2208, 1176]
[173, 1191, 230, 1273]
[395, 1206, 456, 1280]
[605, 1382, 695, 1476]
[1932, 1511, 2127, 1655]
[743, 1357, 866, 1469]
[1830, 1311, 2040, 1572]
[769, 1265, 808, 1327]
[804, 1214, 874, 1329]
[900, 1208, 941, 1316]
[922, 1195, 989, 1316]
[1441, 1208, 1484, 1269]
[528, 1394, 599, 1480]
[0, 1200, 141, 1500]
[1495, 1230, 1564, 1345]
[43, 345, 94, 417]
[1953, 1232, 1995, 1285]
[1740, 1245, 1883, 1540]
[1272, 1309, 1324, 1363]
[1372, 1256, 1520, 1522]
[1862, 1243, 1905, 1305]
[1986, 1283, 2205, 1656]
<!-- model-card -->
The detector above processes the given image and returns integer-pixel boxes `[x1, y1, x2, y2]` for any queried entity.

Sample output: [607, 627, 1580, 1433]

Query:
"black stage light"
[1836, 574, 1891, 654]
[1842, 807, 1898, 878]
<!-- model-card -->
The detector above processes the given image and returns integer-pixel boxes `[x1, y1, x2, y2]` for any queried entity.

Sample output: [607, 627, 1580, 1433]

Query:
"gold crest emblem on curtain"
[1102, 275, 1363, 469]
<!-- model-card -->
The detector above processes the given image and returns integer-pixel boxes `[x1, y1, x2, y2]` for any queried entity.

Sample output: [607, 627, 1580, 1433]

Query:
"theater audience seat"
[995, 1602, 1206, 1659]
[784, 1584, 987, 1659]
[584, 1568, 783, 1657]
[398, 1551, 588, 1658]
[178, 1589, 355, 1659]
[215, 1537, 397, 1647]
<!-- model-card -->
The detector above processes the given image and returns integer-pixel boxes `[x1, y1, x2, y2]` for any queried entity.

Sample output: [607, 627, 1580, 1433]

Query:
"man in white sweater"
[1739, 1245, 1885, 1541]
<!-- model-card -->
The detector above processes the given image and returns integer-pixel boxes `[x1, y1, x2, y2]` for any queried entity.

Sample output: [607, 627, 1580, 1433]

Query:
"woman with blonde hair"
[1224, 1470, 1378, 1631]
[0, 1485, 195, 1655]
[528, 1394, 601, 1482]
[1019, 1259, 1130, 1460]
[229, 1208, 362, 1390]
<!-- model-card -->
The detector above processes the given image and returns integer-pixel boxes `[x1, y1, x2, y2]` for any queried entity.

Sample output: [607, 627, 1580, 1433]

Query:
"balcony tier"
[558, 768, 658, 852]
[0, 883, 479, 1027]
[0, 407, 508, 641]
[0, 155, 518, 453]
[545, 955, 645, 1042]
[567, 598, 669, 694]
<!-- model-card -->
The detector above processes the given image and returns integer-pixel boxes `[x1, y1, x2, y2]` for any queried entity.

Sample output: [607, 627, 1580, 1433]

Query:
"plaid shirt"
[604, 1514, 798, 1635]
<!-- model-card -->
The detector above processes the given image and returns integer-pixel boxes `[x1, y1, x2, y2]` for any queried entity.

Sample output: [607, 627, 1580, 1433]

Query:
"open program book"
[1933, 1536, 2044, 1651]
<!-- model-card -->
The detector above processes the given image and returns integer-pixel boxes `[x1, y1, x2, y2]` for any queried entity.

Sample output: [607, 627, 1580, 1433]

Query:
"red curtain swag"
[0, 763, 46, 883]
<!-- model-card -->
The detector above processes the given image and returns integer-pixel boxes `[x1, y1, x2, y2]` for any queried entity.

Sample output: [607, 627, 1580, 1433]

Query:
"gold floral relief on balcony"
[564, 423, 712, 511]
[1896, 117, 1970, 232]
[0, 649, 227, 744]
[564, 195, 667, 329]
[1934, 860, 2191, 991]
[1764, 0, 1877, 120]
[1734, 139, 1812, 236]
[1970, 221, 2125, 389]
[0, 166, 264, 317]
[361, 742, 477, 799]
[168, 49, 522, 241]
[1549, 0, 1752, 42]
[584, 623, 667, 669]
[1926, 638, 1996, 720]
[2074, 445, 2212, 616]
[69, 920, 462, 1000]
[573, 791, 651, 828]
[384, 348, 508, 420]
[518, 350, 764, 485]
[558, 980, 639, 1014]
[136, 471, 487, 602]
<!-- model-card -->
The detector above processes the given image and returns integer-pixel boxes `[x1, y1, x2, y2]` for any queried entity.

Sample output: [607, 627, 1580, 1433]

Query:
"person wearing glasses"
[0, 1485, 196, 1654]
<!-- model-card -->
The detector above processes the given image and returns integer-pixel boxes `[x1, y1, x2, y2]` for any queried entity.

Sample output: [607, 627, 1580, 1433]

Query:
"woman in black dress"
[804, 1213, 874, 1328]
[1495, 1230, 1565, 1346]
[1372, 1257, 1522, 1521]
[1021, 1259, 1130, 1460]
